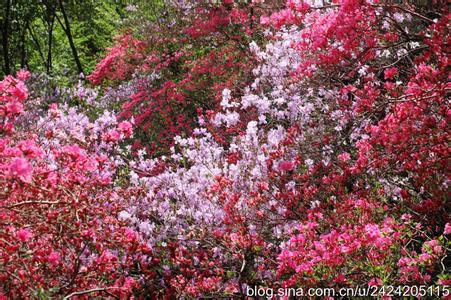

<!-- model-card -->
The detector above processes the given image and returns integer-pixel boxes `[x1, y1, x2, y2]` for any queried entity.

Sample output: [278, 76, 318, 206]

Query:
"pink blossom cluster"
[0, 70, 30, 134]
[0, 73, 143, 297]
[1, 0, 449, 298]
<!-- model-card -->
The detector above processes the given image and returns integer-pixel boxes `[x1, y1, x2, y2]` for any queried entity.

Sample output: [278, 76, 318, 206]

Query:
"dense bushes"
[1, 0, 449, 298]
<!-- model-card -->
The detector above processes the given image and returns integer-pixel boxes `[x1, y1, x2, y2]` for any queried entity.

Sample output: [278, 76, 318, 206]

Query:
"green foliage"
[0, 0, 137, 83]
[70, 1, 122, 73]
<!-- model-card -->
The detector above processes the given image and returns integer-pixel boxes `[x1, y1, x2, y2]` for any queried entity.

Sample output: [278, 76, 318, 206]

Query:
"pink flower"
[117, 121, 133, 137]
[384, 81, 396, 90]
[260, 16, 270, 25]
[104, 130, 120, 142]
[16, 69, 31, 81]
[124, 228, 137, 242]
[48, 251, 61, 266]
[8, 79, 28, 101]
[365, 224, 381, 239]
[6, 101, 23, 115]
[9, 158, 33, 183]
[122, 277, 136, 291]
[384, 67, 398, 80]
[62, 145, 84, 160]
[398, 257, 411, 267]
[278, 161, 295, 172]
[47, 103, 60, 118]
[338, 152, 351, 162]
[444, 223, 451, 235]
[16, 228, 33, 242]
[368, 277, 383, 286]
[418, 253, 432, 263]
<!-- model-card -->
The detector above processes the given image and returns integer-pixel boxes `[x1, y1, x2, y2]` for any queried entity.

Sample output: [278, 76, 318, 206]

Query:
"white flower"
[393, 12, 405, 23]
[118, 211, 131, 221]
[358, 65, 369, 76]
[267, 126, 285, 146]
[139, 221, 154, 235]
[220, 89, 233, 108]
[224, 111, 240, 127]
[246, 121, 259, 136]
[305, 159, 314, 169]
[249, 41, 260, 54]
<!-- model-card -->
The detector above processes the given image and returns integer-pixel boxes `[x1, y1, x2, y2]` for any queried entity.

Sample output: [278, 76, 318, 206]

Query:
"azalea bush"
[88, 0, 277, 155]
[0, 72, 146, 298]
[1, 0, 450, 298]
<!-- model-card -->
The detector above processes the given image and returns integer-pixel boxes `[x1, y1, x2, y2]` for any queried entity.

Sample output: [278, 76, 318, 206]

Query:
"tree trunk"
[57, 0, 84, 75]
[47, 16, 55, 74]
[28, 24, 47, 69]
[20, 26, 27, 69]
[2, 0, 11, 75]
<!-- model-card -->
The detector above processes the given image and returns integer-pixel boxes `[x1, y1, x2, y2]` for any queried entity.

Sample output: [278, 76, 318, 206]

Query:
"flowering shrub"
[88, 1, 276, 155]
[1, 0, 450, 298]
[0, 73, 145, 298]
[87, 33, 147, 86]
[0, 71, 30, 134]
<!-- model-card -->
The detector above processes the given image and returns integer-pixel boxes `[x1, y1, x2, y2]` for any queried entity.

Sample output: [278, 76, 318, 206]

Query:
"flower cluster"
[0, 73, 144, 298]
[88, 0, 273, 154]
[0, 70, 30, 134]
[1, 0, 449, 298]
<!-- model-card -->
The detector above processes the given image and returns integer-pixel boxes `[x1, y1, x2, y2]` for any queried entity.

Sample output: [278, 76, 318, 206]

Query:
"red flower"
[278, 160, 295, 172]
[384, 67, 398, 80]
[16, 229, 33, 242]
